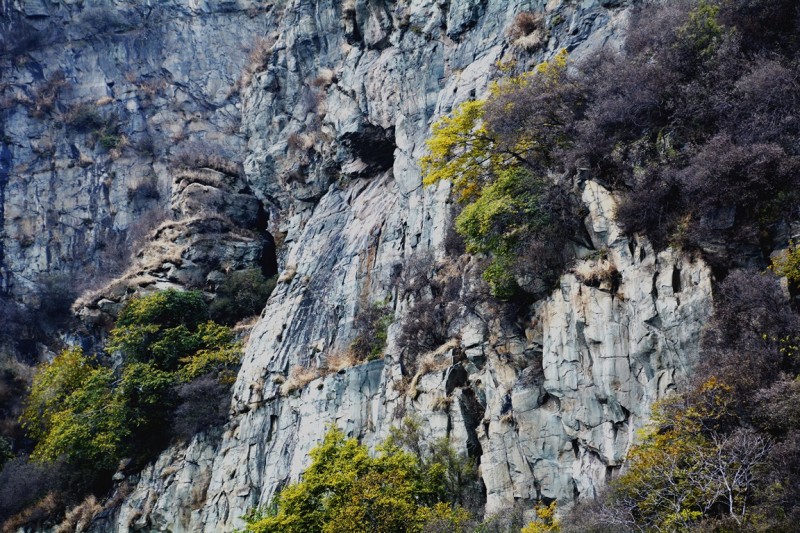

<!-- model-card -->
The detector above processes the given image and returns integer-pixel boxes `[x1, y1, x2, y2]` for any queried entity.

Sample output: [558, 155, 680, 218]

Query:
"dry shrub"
[342, 0, 357, 16]
[135, 76, 167, 99]
[172, 373, 232, 440]
[56, 495, 101, 533]
[416, 340, 458, 376]
[310, 68, 336, 88]
[174, 168, 229, 191]
[237, 36, 276, 90]
[29, 70, 67, 119]
[324, 350, 359, 373]
[514, 30, 545, 51]
[280, 365, 320, 396]
[62, 102, 105, 132]
[2, 492, 61, 533]
[508, 11, 545, 51]
[406, 340, 459, 398]
[287, 132, 316, 152]
[573, 256, 618, 286]
[170, 141, 243, 178]
[431, 395, 454, 412]
[508, 11, 542, 40]
[127, 175, 161, 205]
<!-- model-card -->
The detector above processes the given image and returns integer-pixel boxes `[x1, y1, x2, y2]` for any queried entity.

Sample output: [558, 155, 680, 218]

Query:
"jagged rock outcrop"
[1, 0, 274, 300]
[4, 0, 717, 531]
[66, 1, 713, 531]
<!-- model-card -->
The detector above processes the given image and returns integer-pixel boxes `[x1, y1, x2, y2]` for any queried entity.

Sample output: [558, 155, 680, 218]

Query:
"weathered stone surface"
[82, 0, 715, 529]
[1, 0, 274, 299]
[4, 1, 717, 531]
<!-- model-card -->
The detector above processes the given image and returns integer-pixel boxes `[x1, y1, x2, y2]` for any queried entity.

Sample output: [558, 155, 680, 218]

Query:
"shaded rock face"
[5, 0, 715, 531]
[0, 0, 275, 300]
[84, 1, 713, 532]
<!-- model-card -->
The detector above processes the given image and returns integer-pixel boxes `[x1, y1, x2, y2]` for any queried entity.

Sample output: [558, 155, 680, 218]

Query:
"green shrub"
[422, 52, 582, 299]
[99, 132, 121, 150]
[771, 240, 800, 285]
[240, 426, 471, 533]
[350, 303, 392, 361]
[21, 348, 126, 470]
[115, 289, 207, 330]
[22, 290, 241, 475]
[210, 269, 276, 325]
[64, 103, 105, 132]
[109, 290, 210, 370]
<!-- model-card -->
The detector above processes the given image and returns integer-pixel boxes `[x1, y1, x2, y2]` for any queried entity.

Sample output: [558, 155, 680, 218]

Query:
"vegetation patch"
[350, 302, 392, 362]
[6, 290, 241, 530]
[240, 418, 479, 533]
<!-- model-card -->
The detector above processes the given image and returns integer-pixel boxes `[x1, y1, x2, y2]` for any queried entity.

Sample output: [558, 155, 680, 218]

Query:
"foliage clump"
[573, 0, 800, 265]
[240, 422, 477, 533]
[771, 240, 800, 289]
[350, 302, 393, 361]
[210, 269, 276, 325]
[422, 50, 583, 299]
[21, 290, 240, 476]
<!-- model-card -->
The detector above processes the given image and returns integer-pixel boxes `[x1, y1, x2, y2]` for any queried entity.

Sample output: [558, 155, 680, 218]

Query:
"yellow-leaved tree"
[421, 50, 583, 298]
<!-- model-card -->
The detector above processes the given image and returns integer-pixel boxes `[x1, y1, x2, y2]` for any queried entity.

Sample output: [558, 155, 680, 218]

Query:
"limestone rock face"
[4, 0, 716, 531]
[1, 0, 274, 299]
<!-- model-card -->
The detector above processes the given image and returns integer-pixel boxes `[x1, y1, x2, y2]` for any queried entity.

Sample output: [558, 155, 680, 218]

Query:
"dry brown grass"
[573, 257, 618, 285]
[325, 350, 359, 373]
[342, 0, 356, 16]
[416, 339, 459, 375]
[170, 141, 243, 178]
[29, 70, 67, 119]
[237, 35, 277, 91]
[406, 339, 460, 399]
[432, 395, 454, 412]
[278, 265, 297, 284]
[3, 492, 61, 533]
[56, 495, 102, 533]
[310, 68, 336, 88]
[508, 11, 545, 51]
[287, 132, 317, 152]
[280, 365, 321, 396]
[508, 11, 542, 39]
[174, 168, 229, 192]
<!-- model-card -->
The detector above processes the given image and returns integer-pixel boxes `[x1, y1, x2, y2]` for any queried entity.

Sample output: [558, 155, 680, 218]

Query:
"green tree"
[422, 51, 580, 298]
[22, 348, 127, 470]
[22, 290, 242, 474]
[210, 269, 276, 325]
[108, 290, 240, 379]
[454, 167, 554, 297]
[612, 379, 772, 531]
[108, 289, 208, 370]
[421, 50, 571, 202]
[241, 427, 470, 533]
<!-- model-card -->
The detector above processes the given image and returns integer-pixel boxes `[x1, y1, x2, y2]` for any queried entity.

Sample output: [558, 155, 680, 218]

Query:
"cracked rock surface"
[4, 1, 714, 531]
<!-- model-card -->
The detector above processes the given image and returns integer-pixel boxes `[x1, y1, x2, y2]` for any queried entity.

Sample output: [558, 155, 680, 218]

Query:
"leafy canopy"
[21, 290, 242, 471]
[422, 50, 570, 203]
[22, 348, 131, 469]
[241, 426, 471, 533]
[421, 50, 579, 299]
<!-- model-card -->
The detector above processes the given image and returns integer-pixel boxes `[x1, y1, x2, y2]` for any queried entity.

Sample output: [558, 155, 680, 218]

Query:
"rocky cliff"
[2, 0, 717, 531]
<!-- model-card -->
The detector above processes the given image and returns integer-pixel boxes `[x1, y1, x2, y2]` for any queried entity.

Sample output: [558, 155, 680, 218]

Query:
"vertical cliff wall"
[1, 0, 274, 303]
[3, 1, 716, 531]
[82, 1, 712, 531]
